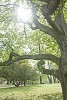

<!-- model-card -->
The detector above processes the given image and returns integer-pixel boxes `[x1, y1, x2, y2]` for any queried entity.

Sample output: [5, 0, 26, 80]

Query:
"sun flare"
[17, 5, 32, 23]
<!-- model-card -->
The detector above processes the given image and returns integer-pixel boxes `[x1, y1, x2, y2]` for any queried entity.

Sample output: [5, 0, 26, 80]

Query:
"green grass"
[0, 83, 62, 100]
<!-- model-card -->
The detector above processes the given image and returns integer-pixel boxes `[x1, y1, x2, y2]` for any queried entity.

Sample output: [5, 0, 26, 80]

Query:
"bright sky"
[17, 1, 32, 23]
[17, 7, 32, 23]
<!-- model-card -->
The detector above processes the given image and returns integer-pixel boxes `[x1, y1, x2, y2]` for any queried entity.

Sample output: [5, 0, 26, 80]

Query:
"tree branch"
[44, 16, 64, 34]
[33, 20, 59, 41]
[0, 52, 61, 67]
[31, 4, 60, 41]
[31, 0, 63, 34]
[58, 13, 67, 35]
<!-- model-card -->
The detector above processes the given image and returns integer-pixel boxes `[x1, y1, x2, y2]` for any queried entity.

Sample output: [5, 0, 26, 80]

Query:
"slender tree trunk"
[53, 76, 57, 83]
[6, 80, 9, 84]
[47, 75, 52, 83]
[24, 81, 26, 86]
[40, 75, 42, 84]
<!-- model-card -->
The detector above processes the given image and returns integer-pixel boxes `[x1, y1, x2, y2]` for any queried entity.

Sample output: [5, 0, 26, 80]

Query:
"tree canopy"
[0, 0, 67, 99]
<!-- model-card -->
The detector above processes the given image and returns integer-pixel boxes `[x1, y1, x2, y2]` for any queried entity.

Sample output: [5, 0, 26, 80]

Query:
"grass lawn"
[0, 83, 62, 100]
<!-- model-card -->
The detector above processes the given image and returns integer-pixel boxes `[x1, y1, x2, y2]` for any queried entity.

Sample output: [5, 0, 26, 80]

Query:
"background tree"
[0, 60, 38, 86]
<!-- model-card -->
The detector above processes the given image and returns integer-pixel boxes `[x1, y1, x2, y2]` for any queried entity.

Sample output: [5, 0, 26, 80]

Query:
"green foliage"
[27, 29, 61, 56]
[0, 0, 61, 62]
[0, 60, 38, 85]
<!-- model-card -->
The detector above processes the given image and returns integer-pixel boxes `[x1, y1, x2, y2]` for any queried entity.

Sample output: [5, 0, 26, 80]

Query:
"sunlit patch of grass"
[38, 93, 62, 100]
[0, 83, 62, 100]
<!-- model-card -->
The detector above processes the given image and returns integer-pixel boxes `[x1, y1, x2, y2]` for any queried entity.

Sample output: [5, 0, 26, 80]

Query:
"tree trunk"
[53, 76, 57, 83]
[59, 65, 67, 100]
[40, 75, 42, 84]
[47, 75, 52, 83]
[24, 81, 26, 86]
[6, 80, 10, 84]
[60, 35, 67, 100]
[60, 75, 67, 100]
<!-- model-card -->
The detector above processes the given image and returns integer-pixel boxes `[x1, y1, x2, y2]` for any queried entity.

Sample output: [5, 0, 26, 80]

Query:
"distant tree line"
[0, 60, 39, 86]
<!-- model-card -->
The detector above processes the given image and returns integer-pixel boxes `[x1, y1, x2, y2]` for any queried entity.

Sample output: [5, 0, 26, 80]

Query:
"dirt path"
[0, 85, 15, 88]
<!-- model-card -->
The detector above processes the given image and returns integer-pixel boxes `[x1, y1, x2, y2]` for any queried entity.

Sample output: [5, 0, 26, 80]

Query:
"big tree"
[0, 0, 67, 100]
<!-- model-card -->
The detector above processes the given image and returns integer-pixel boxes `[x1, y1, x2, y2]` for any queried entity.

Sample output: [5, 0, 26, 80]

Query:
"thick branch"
[31, 4, 59, 41]
[31, 0, 64, 35]
[0, 52, 61, 67]
[33, 20, 59, 41]
[44, 16, 64, 34]
[59, 13, 67, 35]
[41, 0, 65, 34]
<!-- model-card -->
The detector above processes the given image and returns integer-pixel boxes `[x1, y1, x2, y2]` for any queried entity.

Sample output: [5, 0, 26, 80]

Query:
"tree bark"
[40, 75, 42, 84]
[59, 66, 67, 100]
[59, 35, 67, 100]
[61, 79, 67, 100]
[0, 53, 61, 66]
